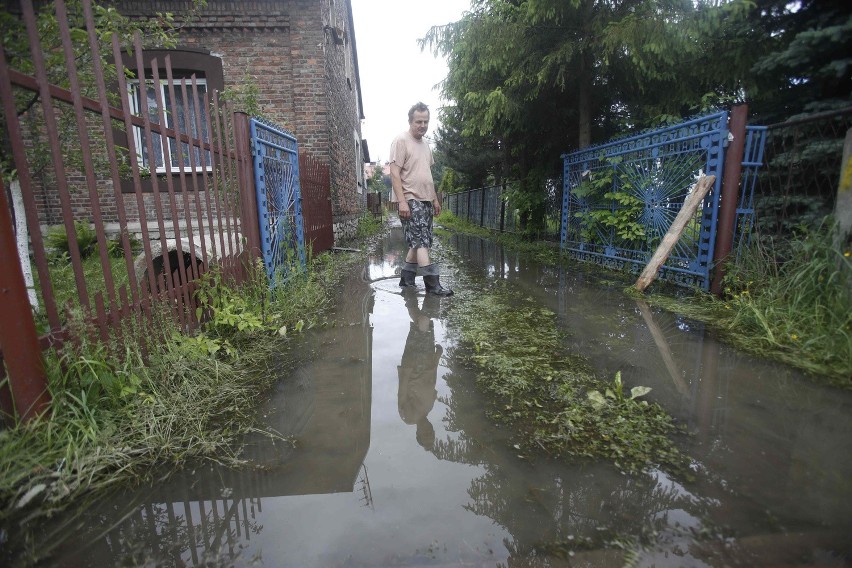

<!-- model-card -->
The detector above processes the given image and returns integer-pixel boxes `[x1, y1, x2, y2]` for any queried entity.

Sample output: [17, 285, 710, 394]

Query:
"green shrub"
[356, 211, 384, 239]
[721, 227, 851, 380]
[45, 221, 97, 259]
[106, 231, 141, 258]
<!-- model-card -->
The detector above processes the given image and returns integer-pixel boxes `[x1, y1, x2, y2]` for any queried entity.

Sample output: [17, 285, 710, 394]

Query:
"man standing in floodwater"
[389, 102, 453, 296]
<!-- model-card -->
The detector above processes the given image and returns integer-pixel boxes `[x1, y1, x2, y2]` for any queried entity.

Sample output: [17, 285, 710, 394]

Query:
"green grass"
[439, 211, 852, 387]
[444, 272, 689, 476]
[437, 210, 564, 265]
[30, 248, 133, 334]
[632, 230, 852, 386]
[356, 211, 385, 240]
[0, 234, 372, 542]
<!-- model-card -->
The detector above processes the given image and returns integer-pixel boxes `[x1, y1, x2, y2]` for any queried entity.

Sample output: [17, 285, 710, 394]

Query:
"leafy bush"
[721, 226, 852, 380]
[106, 231, 141, 258]
[44, 221, 97, 259]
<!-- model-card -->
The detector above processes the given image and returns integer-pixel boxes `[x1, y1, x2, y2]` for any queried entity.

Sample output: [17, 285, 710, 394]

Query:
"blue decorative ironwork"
[734, 125, 768, 260]
[561, 111, 729, 290]
[250, 118, 306, 286]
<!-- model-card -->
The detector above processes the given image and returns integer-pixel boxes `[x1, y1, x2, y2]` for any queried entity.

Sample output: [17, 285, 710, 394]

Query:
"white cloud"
[350, 0, 469, 163]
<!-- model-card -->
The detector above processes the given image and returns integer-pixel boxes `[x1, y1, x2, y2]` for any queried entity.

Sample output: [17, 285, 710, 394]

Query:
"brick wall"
[323, 0, 364, 224]
[119, 0, 364, 226]
[16, 0, 365, 239]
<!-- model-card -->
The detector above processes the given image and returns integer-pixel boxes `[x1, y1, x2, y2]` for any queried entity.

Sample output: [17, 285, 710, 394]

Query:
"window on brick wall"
[117, 49, 224, 193]
[127, 77, 211, 174]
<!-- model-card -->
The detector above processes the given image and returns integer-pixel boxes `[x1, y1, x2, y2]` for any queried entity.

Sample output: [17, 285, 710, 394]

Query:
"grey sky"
[350, 0, 469, 163]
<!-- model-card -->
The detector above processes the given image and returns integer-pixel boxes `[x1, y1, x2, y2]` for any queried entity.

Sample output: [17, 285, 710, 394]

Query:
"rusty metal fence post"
[0, 177, 51, 423]
[711, 104, 748, 295]
[233, 112, 262, 265]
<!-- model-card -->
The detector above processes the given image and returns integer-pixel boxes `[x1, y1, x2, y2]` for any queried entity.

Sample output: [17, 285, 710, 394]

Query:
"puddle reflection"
[5, 229, 851, 567]
[397, 292, 443, 450]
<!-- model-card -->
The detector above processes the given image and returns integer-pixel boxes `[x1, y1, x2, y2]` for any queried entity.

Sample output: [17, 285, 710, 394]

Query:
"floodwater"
[5, 225, 852, 567]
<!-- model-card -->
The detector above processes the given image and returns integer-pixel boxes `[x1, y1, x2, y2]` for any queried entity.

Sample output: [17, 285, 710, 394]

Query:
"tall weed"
[1, 242, 366, 527]
[722, 228, 851, 380]
[440, 210, 852, 384]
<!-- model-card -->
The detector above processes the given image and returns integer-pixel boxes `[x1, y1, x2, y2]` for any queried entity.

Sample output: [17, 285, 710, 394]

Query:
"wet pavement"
[5, 224, 852, 567]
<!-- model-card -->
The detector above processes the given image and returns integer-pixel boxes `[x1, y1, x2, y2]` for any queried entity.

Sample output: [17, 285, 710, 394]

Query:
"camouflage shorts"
[402, 199, 434, 250]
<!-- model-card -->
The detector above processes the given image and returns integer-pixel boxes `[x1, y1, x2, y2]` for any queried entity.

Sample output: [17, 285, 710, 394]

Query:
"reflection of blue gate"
[250, 118, 306, 285]
[561, 111, 738, 290]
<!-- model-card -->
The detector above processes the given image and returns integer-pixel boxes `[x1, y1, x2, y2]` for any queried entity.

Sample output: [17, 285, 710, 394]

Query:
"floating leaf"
[587, 391, 606, 409]
[630, 386, 652, 400]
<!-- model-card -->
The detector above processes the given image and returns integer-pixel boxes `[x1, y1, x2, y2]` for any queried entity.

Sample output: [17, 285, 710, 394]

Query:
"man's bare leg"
[405, 247, 431, 267]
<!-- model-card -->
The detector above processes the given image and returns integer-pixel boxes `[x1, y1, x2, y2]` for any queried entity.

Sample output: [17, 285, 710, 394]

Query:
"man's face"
[409, 110, 430, 140]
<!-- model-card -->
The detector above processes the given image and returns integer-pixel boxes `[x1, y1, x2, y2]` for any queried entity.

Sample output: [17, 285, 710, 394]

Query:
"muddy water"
[8, 226, 852, 567]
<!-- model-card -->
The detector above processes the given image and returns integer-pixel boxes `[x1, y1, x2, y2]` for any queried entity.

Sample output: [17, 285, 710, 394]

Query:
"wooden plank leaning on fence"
[634, 175, 717, 292]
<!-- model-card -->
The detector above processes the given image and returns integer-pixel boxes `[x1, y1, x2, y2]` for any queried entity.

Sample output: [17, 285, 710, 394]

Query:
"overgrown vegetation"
[631, 228, 852, 387]
[571, 159, 646, 246]
[44, 221, 98, 259]
[355, 211, 385, 240]
[439, 212, 852, 387]
[444, 275, 689, 476]
[31, 225, 141, 334]
[0, 228, 380, 532]
[437, 210, 563, 265]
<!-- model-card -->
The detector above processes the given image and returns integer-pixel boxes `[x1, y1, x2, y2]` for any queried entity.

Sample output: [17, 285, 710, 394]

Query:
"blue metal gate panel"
[561, 111, 729, 290]
[250, 118, 306, 286]
[733, 125, 768, 259]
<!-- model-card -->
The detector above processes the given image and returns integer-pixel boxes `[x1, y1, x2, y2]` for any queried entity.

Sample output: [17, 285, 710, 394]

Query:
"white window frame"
[127, 78, 212, 174]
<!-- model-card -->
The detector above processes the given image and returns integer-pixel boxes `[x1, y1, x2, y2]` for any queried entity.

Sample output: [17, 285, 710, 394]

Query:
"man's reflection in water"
[398, 291, 443, 450]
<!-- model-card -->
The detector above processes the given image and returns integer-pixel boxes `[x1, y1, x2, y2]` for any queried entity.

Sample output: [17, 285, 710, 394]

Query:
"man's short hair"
[408, 102, 430, 123]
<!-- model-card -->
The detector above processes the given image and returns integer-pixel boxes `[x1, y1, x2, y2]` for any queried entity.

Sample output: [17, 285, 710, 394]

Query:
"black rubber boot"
[399, 262, 417, 288]
[420, 264, 453, 296]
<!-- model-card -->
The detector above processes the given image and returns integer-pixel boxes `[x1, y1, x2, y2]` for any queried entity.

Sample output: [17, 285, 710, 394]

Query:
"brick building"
[113, 0, 368, 240]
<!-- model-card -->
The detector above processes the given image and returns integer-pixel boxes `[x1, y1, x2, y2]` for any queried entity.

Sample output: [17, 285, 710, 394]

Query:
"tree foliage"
[421, 0, 851, 226]
[366, 162, 385, 193]
[0, 0, 207, 179]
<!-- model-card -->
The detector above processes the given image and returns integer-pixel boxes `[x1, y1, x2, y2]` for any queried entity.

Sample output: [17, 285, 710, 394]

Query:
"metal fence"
[561, 111, 767, 290]
[0, 0, 322, 421]
[1, 0, 257, 343]
[300, 152, 334, 254]
[752, 106, 852, 239]
[441, 183, 562, 240]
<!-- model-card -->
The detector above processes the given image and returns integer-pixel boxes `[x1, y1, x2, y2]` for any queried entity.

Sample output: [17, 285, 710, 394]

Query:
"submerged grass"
[436, 210, 564, 265]
[444, 268, 690, 476]
[439, 211, 852, 387]
[0, 216, 386, 530]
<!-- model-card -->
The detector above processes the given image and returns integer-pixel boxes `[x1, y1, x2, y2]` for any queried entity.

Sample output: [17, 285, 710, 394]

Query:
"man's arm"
[390, 163, 410, 219]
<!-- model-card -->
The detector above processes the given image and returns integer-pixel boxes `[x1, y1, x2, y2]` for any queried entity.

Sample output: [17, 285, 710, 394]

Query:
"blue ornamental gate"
[560, 111, 765, 290]
[250, 118, 306, 286]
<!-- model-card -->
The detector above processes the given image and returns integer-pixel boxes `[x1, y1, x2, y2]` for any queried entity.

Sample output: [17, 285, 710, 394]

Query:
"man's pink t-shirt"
[389, 130, 436, 202]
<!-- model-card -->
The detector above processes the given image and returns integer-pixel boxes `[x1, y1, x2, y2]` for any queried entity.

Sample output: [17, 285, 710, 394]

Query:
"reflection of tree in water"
[432, 365, 494, 467]
[433, 355, 711, 564]
[433, 434, 486, 466]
